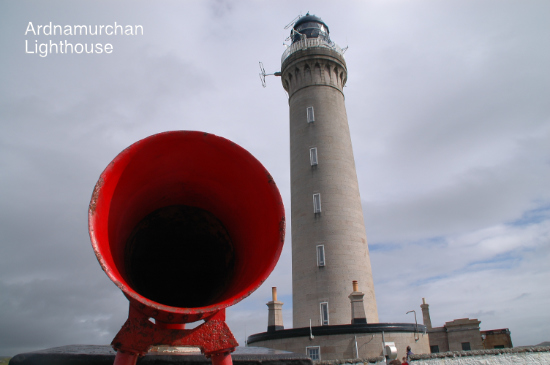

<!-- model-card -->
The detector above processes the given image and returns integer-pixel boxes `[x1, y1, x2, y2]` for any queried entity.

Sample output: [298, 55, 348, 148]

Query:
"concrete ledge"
[9, 345, 313, 365]
[317, 356, 385, 365]
[410, 345, 550, 360]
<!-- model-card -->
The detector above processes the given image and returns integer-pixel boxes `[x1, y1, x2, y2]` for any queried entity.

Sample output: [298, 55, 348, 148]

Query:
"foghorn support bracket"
[112, 305, 237, 365]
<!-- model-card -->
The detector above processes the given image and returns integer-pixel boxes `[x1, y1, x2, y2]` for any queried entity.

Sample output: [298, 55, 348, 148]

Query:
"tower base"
[248, 323, 429, 361]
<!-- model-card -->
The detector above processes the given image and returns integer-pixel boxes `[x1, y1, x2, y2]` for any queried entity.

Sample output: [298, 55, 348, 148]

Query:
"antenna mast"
[284, 14, 302, 30]
[258, 62, 281, 88]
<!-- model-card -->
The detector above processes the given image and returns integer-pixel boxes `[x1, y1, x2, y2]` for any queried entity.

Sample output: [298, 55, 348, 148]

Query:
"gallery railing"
[281, 37, 346, 63]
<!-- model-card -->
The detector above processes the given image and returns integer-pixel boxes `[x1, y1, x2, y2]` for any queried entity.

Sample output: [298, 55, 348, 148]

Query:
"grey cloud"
[1, 0, 549, 357]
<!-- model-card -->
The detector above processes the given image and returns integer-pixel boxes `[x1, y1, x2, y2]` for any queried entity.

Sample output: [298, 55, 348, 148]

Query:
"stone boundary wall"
[409, 346, 550, 365]
[315, 346, 550, 365]
[317, 356, 386, 365]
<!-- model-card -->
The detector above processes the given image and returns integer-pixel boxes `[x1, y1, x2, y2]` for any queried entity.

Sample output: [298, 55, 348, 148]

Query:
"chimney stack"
[420, 297, 432, 329]
[348, 281, 367, 324]
[267, 287, 284, 332]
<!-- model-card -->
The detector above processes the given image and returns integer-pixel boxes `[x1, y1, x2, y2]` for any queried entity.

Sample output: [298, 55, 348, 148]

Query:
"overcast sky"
[1, 0, 549, 357]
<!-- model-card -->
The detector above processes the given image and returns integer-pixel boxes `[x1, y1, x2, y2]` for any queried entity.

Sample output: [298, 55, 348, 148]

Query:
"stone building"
[250, 285, 428, 361]
[248, 13, 427, 362]
[420, 298, 512, 353]
[481, 329, 513, 349]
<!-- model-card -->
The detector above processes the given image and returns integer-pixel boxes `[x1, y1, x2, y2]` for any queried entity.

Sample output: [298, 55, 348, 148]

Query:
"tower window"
[306, 346, 320, 361]
[461, 342, 471, 351]
[313, 193, 321, 213]
[316, 245, 325, 267]
[307, 106, 315, 123]
[310, 147, 318, 166]
[320, 302, 329, 326]
[430, 345, 439, 353]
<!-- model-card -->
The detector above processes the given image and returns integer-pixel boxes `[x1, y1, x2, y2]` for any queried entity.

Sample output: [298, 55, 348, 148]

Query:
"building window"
[306, 346, 320, 361]
[307, 106, 315, 123]
[494, 345, 505, 349]
[320, 302, 329, 326]
[310, 147, 318, 166]
[316, 245, 325, 267]
[313, 193, 321, 213]
[430, 345, 439, 353]
[461, 342, 471, 351]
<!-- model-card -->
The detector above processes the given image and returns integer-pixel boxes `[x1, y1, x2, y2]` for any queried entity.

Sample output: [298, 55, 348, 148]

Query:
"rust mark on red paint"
[266, 172, 274, 184]
[279, 217, 286, 243]
[89, 177, 104, 214]
[93, 248, 110, 275]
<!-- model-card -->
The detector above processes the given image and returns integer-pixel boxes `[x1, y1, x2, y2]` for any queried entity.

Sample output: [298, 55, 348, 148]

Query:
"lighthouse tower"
[280, 13, 379, 327]
[248, 15, 430, 360]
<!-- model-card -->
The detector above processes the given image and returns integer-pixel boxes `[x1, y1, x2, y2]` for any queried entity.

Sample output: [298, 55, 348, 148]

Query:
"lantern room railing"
[281, 37, 346, 64]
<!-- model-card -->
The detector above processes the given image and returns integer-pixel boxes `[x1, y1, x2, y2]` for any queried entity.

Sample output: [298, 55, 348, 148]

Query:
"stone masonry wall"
[282, 46, 378, 329]
[252, 331, 429, 361]
[309, 346, 550, 365]
[410, 346, 550, 365]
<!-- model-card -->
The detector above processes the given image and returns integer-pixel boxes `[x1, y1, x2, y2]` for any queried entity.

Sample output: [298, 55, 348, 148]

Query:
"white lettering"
[25, 22, 36, 35]
[64, 40, 73, 53]
[23, 22, 142, 56]
[25, 39, 34, 53]
[43, 22, 52, 35]
[114, 22, 123, 35]
[49, 40, 58, 54]
[74, 25, 87, 35]
[38, 42, 47, 57]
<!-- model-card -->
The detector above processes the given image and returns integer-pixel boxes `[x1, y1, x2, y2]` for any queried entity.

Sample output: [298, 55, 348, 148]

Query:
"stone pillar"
[420, 298, 432, 329]
[267, 287, 284, 332]
[348, 281, 367, 324]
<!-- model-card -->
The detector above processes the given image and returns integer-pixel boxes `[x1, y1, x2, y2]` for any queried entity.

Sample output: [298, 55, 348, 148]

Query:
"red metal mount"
[112, 304, 238, 365]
